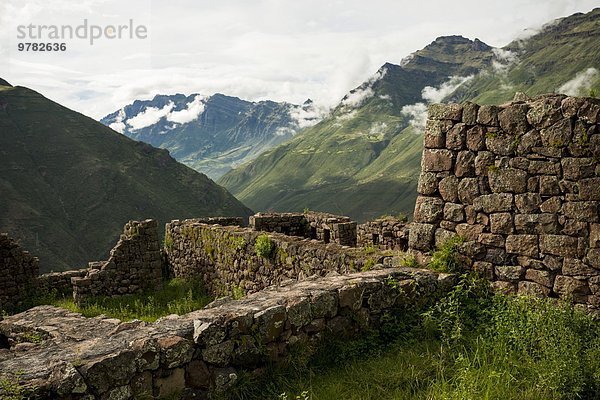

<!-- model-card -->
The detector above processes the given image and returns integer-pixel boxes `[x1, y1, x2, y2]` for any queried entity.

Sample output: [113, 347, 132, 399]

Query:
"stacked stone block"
[37, 269, 88, 297]
[357, 217, 409, 250]
[249, 211, 358, 247]
[165, 219, 391, 297]
[0, 233, 40, 312]
[0, 268, 454, 399]
[72, 219, 163, 305]
[410, 94, 600, 310]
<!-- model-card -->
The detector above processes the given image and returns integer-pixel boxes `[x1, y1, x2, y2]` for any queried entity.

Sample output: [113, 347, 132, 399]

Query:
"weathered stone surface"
[466, 126, 486, 151]
[486, 131, 517, 156]
[498, 103, 530, 135]
[477, 105, 500, 126]
[518, 281, 550, 297]
[417, 172, 439, 195]
[444, 203, 465, 222]
[561, 158, 596, 180]
[539, 197, 561, 213]
[155, 368, 185, 399]
[490, 213, 513, 234]
[540, 235, 578, 257]
[474, 193, 513, 213]
[456, 223, 485, 241]
[495, 266, 524, 282]
[525, 269, 553, 288]
[562, 202, 599, 222]
[457, 178, 480, 205]
[186, 360, 211, 389]
[438, 175, 459, 202]
[514, 213, 559, 235]
[540, 118, 572, 148]
[455, 150, 476, 177]
[591, 224, 600, 248]
[424, 119, 452, 148]
[429, 103, 463, 121]
[516, 129, 542, 155]
[579, 178, 600, 201]
[539, 176, 560, 196]
[488, 168, 528, 193]
[515, 193, 541, 213]
[478, 233, 505, 248]
[563, 258, 597, 277]
[446, 123, 467, 150]
[414, 197, 444, 223]
[527, 96, 563, 129]
[422, 149, 454, 172]
[158, 336, 194, 369]
[408, 223, 435, 251]
[506, 235, 538, 257]
[462, 102, 479, 125]
[554, 275, 591, 299]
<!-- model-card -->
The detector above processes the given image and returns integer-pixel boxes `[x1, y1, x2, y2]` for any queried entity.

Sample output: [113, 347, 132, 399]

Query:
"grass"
[224, 273, 600, 400]
[49, 278, 212, 322]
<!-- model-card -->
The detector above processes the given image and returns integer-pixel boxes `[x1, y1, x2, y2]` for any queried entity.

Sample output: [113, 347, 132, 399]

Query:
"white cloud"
[126, 102, 174, 130]
[108, 108, 126, 133]
[421, 75, 474, 103]
[558, 67, 599, 96]
[402, 75, 473, 131]
[289, 103, 329, 129]
[340, 67, 387, 109]
[166, 95, 208, 124]
[1, 1, 598, 119]
[400, 102, 428, 132]
[492, 48, 518, 72]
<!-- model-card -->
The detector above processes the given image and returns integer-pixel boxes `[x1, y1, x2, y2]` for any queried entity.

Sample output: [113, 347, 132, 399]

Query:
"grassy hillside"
[0, 83, 252, 272]
[452, 8, 600, 104]
[220, 9, 600, 222]
[219, 36, 494, 221]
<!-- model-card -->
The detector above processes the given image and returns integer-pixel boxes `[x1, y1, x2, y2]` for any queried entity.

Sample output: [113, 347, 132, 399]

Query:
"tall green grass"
[51, 278, 212, 322]
[225, 273, 600, 400]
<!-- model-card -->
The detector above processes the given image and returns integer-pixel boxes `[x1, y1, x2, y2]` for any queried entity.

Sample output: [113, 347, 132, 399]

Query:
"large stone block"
[458, 178, 480, 205]
[444, 203, 465, 222]
[562, 202, 599, 222]
[408, 223, 435, 251]
[495, 265, 524, 282]
[488, 168, 528, 193]
[438, 175, 459, 202]
[540, 118, 572, 148]
[446, 123, 467, 150]
[417, 172, 439, 195]
[561, 158, 596, 180]
[466, 126, 486, 151]
[554, 275, 591, 299]
[540, 235, 578, 258]
[579, 178, 600, 201]
[477, 105, 500, 126]
[527, 96, 563, 129]
[506, 235, 538, 257]
[518, 281, 550, 298]
[414, 197, 444, 223]
[514, 193, 541, 213]
[422, 149, 454, 172]
[474, 193, 513, 213]
[423, 119, 453, 149]
[498, 103, 530, 135]
[428, 103, 463, 121]
[490, 213, 514, 234]
[455, 150, 476, 177]
[462, 101, 479, 125]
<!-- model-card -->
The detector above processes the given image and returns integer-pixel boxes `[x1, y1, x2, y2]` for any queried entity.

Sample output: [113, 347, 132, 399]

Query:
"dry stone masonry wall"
[72, 219, 163, 305]
[0, 268, 454, 399]
[357, 217, 409, 250]
[249, 211, 357, 246]
[165, 219, 390, 298]
[410, 94, 600, 310]
[0, 233, 40, 312]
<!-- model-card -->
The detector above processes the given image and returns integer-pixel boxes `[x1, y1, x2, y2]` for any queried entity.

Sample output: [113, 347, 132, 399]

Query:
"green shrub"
[428, 236, 465, 272]
[255, 234, 274, 258]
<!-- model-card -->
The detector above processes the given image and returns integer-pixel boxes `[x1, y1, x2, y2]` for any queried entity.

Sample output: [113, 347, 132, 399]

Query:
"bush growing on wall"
[255, 234, 274, 258]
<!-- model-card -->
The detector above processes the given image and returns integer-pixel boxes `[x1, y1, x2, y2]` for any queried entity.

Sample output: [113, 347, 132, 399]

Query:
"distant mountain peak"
[0, 78, 12, 87]
[426, 35, 492, 52]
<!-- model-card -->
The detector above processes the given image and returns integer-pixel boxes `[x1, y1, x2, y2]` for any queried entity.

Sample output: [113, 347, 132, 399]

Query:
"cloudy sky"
[0, 0, 597, 119]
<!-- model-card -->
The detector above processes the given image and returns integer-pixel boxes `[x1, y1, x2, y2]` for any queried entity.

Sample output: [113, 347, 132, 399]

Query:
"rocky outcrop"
[410, 94, 600, 311]
[0, 268, 454, 399]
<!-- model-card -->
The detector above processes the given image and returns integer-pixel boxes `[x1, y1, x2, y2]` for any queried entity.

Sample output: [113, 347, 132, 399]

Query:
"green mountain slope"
[0, 83, 252, 272]
[451, 8, 600, 103]
[219, 36, 495, 221]
[220, 9, 600, 222]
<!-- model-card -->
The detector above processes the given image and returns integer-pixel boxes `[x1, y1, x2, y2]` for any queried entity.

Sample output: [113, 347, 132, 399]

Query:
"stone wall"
[0, 267, 454, 399]
[165, 219, 391, 297]
[249, 211, 357, 246]
[37, 269, 88, 297]
[0, 233, 40, 312]
[72, 220, 163, 305]
[357, 217, 409, 250]
[410, 94, 600, 310]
